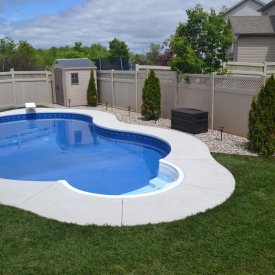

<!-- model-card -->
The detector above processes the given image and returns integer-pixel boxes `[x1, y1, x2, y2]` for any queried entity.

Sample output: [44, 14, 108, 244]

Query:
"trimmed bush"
[141, 70, 161, 120]
[87, 70, 97, 106]
[248, 75, 275, 156]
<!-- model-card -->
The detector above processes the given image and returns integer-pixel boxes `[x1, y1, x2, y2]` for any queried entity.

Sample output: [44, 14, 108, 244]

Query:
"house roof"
[54, 58, 97, 69]
[224, 0, 265, 15]
[258, 0, 275, 12]
[230, 15, 275, 34]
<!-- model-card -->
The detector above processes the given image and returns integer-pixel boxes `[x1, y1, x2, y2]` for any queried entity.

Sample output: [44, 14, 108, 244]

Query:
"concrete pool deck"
[0, 108, 235, 226]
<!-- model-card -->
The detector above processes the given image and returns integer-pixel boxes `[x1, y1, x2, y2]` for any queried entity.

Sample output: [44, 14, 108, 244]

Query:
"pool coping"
[0, 108, 235, 226]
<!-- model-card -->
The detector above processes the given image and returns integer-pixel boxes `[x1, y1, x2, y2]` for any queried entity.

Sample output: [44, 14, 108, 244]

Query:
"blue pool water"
[0, 113, 171, 195]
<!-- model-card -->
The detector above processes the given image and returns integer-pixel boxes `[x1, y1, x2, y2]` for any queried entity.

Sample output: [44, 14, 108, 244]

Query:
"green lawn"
[0, 154, 274, 274]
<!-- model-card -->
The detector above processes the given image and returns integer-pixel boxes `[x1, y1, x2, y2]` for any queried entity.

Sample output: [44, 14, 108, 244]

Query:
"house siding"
[236, 35, 275, 62]
[262, 5, 275, 15]
[225, 0, 263, 20]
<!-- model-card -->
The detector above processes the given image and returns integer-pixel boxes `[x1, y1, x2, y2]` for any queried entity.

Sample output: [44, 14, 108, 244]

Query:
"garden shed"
[52, 58, 97, 107]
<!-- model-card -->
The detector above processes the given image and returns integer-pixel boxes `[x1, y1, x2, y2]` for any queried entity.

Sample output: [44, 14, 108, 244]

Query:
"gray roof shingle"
[229, 15, 275, 34]
[55, 58, 96, 69]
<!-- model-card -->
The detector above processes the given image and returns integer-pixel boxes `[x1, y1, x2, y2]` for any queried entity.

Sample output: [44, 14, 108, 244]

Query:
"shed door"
[237, 36, 275, 62]
[54, 68, 65, 105]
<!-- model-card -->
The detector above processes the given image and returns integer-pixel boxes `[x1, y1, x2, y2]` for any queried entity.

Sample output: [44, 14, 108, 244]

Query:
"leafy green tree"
[73, 41, 83, 52]
[0, 37, 16, 56]
[0, 38, 40, 71]
[146, 43, 161, 65]
[89, 43, 109, 59]
[87, 70, 97, 107]
[130, 53, 150, 65]
[60, 50, 85, 59]
[170, 37, 203, 73]
[170, 4, 233, 73]
[17, 40, 37, 60]
[0, 37, 16, 71]
[108, 38, 129, 58]
[248, 75, 275, 156]
[141, 70, 161, 120]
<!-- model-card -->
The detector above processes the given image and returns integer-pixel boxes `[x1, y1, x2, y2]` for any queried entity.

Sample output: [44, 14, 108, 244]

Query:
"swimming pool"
[0, 108, 235, 226]
[0, 112, 180, 196]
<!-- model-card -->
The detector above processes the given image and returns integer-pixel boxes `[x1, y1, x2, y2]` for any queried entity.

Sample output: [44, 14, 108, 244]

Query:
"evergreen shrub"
[248, 75, 275, 156]
[87, 70, 97, 106]
[141, 70, 161, 120]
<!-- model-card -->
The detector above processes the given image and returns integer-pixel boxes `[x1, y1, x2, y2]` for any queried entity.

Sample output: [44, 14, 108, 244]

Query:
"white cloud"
[0, 0, 269, 52]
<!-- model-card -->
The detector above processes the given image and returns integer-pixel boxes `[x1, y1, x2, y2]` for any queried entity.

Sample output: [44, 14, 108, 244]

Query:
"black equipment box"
[171, 108, 208, 134]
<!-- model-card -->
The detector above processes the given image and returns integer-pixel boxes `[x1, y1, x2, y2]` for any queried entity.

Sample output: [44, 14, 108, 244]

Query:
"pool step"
[123, 160, 182, 196]
[149, 177, 168, 190]
[124, 176, 172, 195]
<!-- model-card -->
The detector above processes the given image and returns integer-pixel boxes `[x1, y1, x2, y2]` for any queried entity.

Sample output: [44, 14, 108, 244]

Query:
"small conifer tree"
[87, 70, 97, 106]
[248, 75, 275, 156]
[141, 70, 161, 120]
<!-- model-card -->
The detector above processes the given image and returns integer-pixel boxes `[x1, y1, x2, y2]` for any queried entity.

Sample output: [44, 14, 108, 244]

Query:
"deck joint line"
[18, 183, 56, 207]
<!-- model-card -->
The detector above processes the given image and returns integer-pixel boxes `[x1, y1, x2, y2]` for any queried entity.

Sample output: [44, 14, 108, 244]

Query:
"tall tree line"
[0, 5, 232, 72]
[0, 37, 173, 71]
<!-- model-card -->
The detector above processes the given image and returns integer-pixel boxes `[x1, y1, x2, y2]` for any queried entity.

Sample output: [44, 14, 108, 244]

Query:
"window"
[71, 73, 79, 85]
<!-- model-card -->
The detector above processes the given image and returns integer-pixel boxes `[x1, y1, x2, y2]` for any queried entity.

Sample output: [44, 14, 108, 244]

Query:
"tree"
[157, 39, 174, 66]
[87, 70, 98, 107]
[141, 70, 161, 120]
[0, 37, 16, 71]
[0, 37, 16, 56]
[170, 4, 233, 73]
[170, 37, 203, 73]
[89, 43, 109, 59]
[130, 53, 150, 65]
[74, 41, 83, 52]
[60, 50, 85, 59]
[108, 38, 129, 58]
[0, 38, 40, 71]
[146, 43, 161, 65]
[248, 75, 275, 156]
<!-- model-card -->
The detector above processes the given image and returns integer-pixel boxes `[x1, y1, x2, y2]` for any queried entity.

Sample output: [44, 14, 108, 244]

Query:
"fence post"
[146, 68, 149, 78]
[263, 62, 267, 76]
[210, 73, 215, 130]
[11, 69, 16, 108]
[111, 69, 114, 107]
[262, 74, 267, 87]
[45, 71, 51, 104]
[135, 64, 139, 112]
[174, 71, 178, 108]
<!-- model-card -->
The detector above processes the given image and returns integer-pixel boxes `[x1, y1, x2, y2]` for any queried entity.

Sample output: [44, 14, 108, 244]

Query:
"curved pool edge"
[0, 108, 235, 226]
[58, 159, 184, 199]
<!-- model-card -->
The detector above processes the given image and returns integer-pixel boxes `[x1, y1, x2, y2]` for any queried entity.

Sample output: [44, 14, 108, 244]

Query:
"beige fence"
[224, 61, 275, 76]
[0, 70, 52, 109]
[97, 70, 265, 137]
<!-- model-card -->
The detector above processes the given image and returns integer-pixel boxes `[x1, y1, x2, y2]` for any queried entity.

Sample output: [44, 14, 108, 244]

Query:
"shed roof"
[224, 0, 265, 15]
[54, 58, 97, 69]
[258, 0, 275, 12]
[230, 15, 275, 34]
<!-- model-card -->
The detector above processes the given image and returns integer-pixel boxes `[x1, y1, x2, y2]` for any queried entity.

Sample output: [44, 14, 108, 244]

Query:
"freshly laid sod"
[0, 154, 274, 274]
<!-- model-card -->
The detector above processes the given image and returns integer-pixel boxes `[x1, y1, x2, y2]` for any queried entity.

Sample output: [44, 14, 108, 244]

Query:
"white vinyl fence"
[97, 70, 265, 137]
[0, 68, 265, 137]
[0, 70, 52, 109]
[224, 61, 275, 76]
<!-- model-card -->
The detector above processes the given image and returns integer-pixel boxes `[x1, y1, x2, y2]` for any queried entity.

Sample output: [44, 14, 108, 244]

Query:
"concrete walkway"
[0, 108, 235, 226]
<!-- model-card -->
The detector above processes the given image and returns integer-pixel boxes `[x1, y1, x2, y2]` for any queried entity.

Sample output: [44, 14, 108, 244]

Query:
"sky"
[0, 0, 269, 53]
